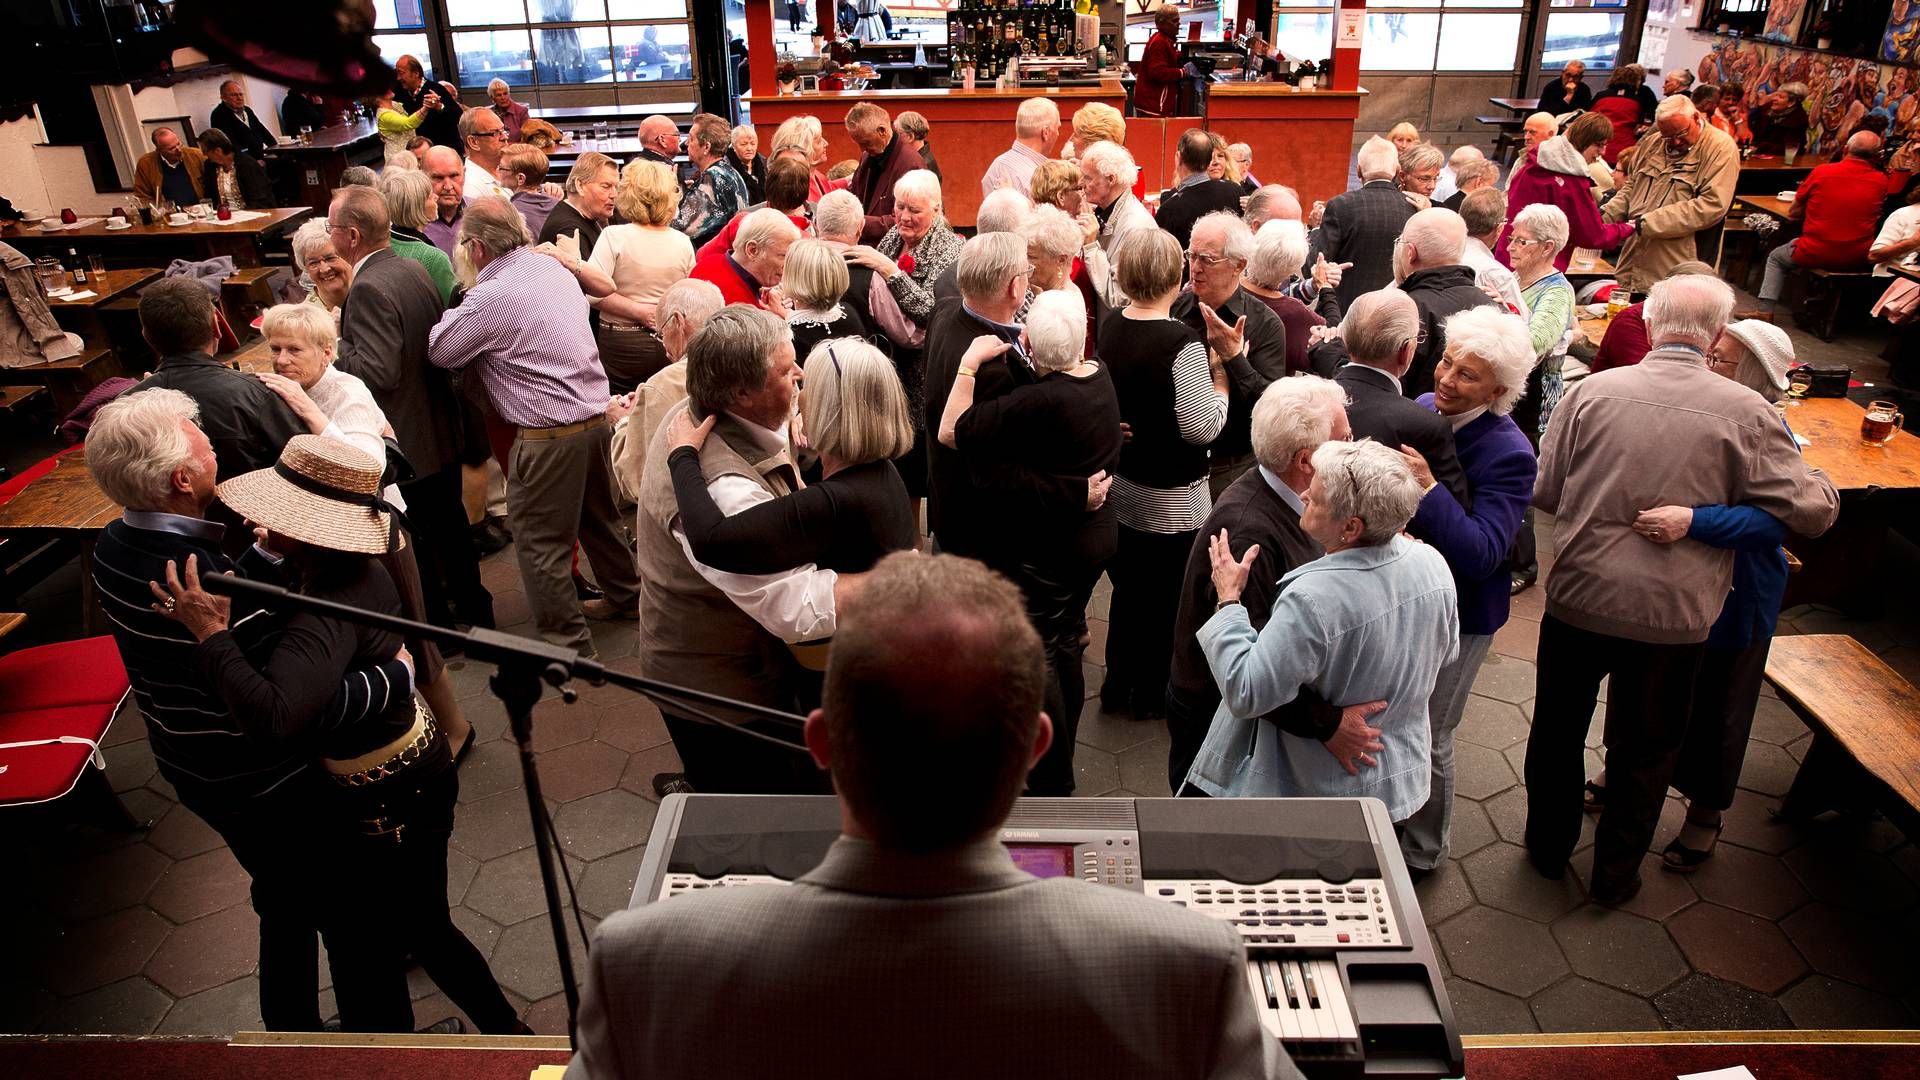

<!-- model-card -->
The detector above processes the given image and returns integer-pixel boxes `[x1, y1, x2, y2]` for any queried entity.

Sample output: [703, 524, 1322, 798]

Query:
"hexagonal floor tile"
[145, 803, 225, 860]
[1446, 797, 1499, 860]
[104, 738, 157, 793]
[154, 975, 261, 1035]
[1687, 842, 1809, 920]
[1437, 906, 1569, 997]
[453, 739, 527, 805]
[1569, 852, 1698, 922]
[553, 789, 658, 861]
[451, 790, 537, 861]
[1717, 792, 1807, 856]
[1779, 975, 1915, 1029]
[51, 841, 171, 922]
[1782, 842, 1918, 914]
[48, 907, 172, 996]
[466, 847, 575, 927]
[146, 847, 251, 924]
[1735, 742, 1800, 799]
[534, 740, 629, 804]
[144, 903, 259, 999]
[575, 844, 645, 919]
[1443, 976, 1539, 1035]
[1781, 902, 1918, 994]
[1461, 843, 1586, 923]
[617, 742, 685, 802]
[1746, 695, 1808, 746]
[1072, 745, 1120, 795]
[1668, 902, 1808, 994]
[488, 912, 596, 1002]
[1455, 697, 1529, 751]
[1469, 654, 1536, 705]
[35, 976, 172, 1036]
[1529, 976, 1665, 1033]
[1653, 972, 1792, 1030]
[1453, 742, 1519, 801]
[447, 848, 481, 907]
[1413, 861, 1475, 924]
[1114, 737, 1174, 798]
[1551, 905, 1688, 995]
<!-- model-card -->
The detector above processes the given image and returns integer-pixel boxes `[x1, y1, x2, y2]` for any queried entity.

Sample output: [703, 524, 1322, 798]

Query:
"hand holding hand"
[1323, 699, 1388, 776]
[1396, 444, 1435, 491]
[605, 393, 635, 424]
[1634, 505, 1693, 544]
[667, 410, 717, 453]
[759, 285, 794, 315]
[1208, 530, 1259, 605]
[1086, 470, 1112, 510]
[147, 555, 232, 642]
[1312, 254, 1351, 290]
[961, 334, 1013, 372]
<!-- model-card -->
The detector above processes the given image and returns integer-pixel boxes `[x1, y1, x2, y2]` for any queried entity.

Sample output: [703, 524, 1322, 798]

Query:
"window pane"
[374, 32, 434, 77]
[1448, 0, 1520, 6]
[453, 29, 536, 86]
[607, 0, 688, 16]
[447, 0, 531, 26]
[612, 23, 694, 81]
[1436, 13, 1521, 69]
[535, 25, 613, 82]
[373, 0, 428, 30]
[1543, 11, 1625, 69]
[528, 0, 607, 20]
[1360, 13, 1438, 69]
[1271, 14, 1335, 61]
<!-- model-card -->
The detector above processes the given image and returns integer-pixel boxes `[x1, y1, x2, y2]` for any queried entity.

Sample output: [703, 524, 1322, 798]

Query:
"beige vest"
[634, 402, 801, 709]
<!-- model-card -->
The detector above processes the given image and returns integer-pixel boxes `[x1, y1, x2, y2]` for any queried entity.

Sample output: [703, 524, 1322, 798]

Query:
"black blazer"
[334, 248, 460, 478]
[1313, 179, 1415, 311]
[1154, 177, 1246, 250]
[203, 152, 274, 209]
[209, 103, 274, 158]
[1333, 363, 1471, 511]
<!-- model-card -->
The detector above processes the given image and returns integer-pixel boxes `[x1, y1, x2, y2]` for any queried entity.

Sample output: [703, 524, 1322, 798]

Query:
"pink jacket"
[1495, 138, 1636, 272]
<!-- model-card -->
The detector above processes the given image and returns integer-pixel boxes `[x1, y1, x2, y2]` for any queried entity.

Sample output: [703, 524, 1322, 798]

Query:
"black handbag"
[1805, 366, 1852, 398]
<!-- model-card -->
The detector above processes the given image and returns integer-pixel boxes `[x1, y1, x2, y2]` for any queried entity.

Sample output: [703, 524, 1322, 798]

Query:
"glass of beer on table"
[1861, 400, 1904, 446]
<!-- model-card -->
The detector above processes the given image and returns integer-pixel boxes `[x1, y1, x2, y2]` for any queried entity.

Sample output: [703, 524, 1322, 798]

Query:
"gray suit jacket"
[334, 248, 460, 478]
[567, 835, 1301, 1080]
[1313, 180, 1415, 312]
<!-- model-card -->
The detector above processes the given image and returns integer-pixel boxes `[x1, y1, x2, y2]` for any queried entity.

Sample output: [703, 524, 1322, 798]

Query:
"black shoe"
[652, 772, 696, 798]
[1510, 568, 1538, 596]
[419, 1016, 465, 1035]
[1407, 864, 1434, 885]
[573, 574, 604, 602]
[1130, 691, 1167, 723]
[1589, 875, 1643, 907]
[470, 520, 509, 557]
[451, 728, 477, 767]
[320, 1017, 342, 1033]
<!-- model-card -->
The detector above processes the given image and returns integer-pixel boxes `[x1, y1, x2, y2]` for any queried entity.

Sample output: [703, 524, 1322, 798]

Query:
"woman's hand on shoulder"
[667, 408, 717, 453]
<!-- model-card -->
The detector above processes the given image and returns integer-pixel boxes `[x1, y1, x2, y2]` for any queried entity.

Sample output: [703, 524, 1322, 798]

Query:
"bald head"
[1245, 184, 1302, 230]
[1847, 130, 1883, 159]
[1523, 113, 1556, 151]
[640, 115, 680, 159]
[1395, 208, 1468, 281]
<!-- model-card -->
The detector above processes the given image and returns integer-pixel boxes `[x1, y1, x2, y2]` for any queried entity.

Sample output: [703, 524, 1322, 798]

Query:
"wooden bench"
[1476, 115, 1527, 163]
[6, 347, 120, 416]
[1766, 633, 1920, 840]
[220, 266, 291, 335]
[1799, 267, 1878, 342]
[0, 385, 45, 414]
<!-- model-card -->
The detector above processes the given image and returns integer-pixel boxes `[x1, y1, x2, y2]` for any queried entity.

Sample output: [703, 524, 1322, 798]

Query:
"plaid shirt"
[1313, 180, 1415, 311]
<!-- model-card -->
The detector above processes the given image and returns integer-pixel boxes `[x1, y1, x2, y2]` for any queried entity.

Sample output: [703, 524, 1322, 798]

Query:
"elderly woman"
[1607, 318, 1796, 870]
[485, 78, 529, 141]
[151, 435, 524, 1035]
[1498, 112, 1637, 272]
[1748, 82, 1812, 157]
[378, 169, 458, 304]
[938, 288, 1121, 794]
[1239, 220, 1330, 375]
[1098, 229, 1229, 722]
[589, 160, 695, 393]
[727, 123, 769, 205]
[1031, 159, 1086, 217]
[783, 238, 869, 360]
[895, 110, 939, 179]
[291, 218, 353, 312]
[1019, 205, 1098, 356]
[770, 114, 837, 202]
[1398, 143, 1445, 211]
[1591, 64, 1658, 165]
[1506, 203, 1577, 441]
[1392, 306, 1540, 872]
[1188, 439, 1459, 809]
[248, 302, 476, 761]
[846, 169, 962, 329]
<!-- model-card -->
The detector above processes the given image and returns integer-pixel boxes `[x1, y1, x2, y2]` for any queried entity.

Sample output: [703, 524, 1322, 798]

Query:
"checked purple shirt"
[427, 246, 608, 428]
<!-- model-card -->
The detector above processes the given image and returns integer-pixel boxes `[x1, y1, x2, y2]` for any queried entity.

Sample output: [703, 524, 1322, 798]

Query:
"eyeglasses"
[1186, 251, 1236, 268]
[1509, 236, 1545, 248]
[472, 129, 507, 140]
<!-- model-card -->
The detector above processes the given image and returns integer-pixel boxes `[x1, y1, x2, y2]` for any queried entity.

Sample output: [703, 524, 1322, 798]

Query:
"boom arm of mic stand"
[199, 573, 812, 1046]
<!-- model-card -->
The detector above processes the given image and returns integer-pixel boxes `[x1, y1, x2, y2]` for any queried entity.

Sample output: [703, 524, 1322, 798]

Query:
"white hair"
[1526, 111, 1556, 133]
[1078, 141, 1139, 189]
[1015, 97, 1060, 140]
[956, 231, 1028, 304]
[1022, 204, 1082, 258]
[732, 206, 802, 258]
[1400, 207, 1467, 265]
[85, 388, 205, 511]
[1251, 375, 1348, 473]
[1229, 142, 1253, 166]
[1342, 288, 1420, 369]
[1513, 202, 1570, 258]
[1440, 306, 1536, 415]
[1356, 136, 1400, 181]
[1023, 288, 1088, 372]
[893, 168, 943, 209]
[1311, 440, 1426, 545]
[814, 189, 864, 242]
[1246, 219, 1310, 290]
[260, 301, 338, 356]
[1645, 273, 1735, 348]
[731, 123, 756, 142]
[1192, 211, 1254, 263]
[1655, 94, 1699, 123]
[1447, 145, 1485, 168]
[976, 187, 1033, 236]
[291, 218, 333, 267]
[488, 78, 509, 95]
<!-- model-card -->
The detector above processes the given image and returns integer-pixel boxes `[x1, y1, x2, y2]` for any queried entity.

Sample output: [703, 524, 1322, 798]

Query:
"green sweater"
[389, 232, 457, 306]
[1521, 272, 1574, 365]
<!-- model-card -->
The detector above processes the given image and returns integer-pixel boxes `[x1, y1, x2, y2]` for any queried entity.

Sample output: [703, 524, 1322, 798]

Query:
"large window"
[437, 0, 695, 90]
[1542, 10, 1627, 70]
[1267, 2, 1523, 70]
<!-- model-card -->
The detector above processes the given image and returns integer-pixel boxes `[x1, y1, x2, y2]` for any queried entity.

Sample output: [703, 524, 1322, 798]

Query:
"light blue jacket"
[1186, 534, 1460, 820]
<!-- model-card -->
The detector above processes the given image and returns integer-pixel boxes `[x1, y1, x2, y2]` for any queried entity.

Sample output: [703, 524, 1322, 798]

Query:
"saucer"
[104, 220, 132, 230]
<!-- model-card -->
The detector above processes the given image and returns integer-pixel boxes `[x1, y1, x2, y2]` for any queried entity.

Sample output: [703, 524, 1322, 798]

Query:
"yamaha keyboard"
[630, 795, 1464, 1079]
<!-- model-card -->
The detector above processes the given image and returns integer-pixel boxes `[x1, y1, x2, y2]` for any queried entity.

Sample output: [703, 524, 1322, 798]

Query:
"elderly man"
[459, 108, 513, 201]
[428, 198, 637, 651]
[1663, 67, 1696, 98]
[1077, 141, 1159, 309]
[421, 145, 467, 256]
[569, 553, 1299, 1078]
[393, 55, 463, 148]
[1315, 136, 1415, 309]
[689, 207, 799, 308]
[1747, 82, 1811, 157]
[88, 388, 411, 1032]
[1433, 145, 1484, 206]
[485, 78, 530, 142]
[133, 127, 207, 208]
[1167, 377, 1368, 790]
[815, 189, 921, 348]
[1525, 275, 1839, 904]
[933, 187, 1031, 303]
[1188, 439, 1459, 812]
[1174, 212, 1290, 493]
[609, 278, 727, 501]
[1244, 183, 1303, 230]
[197, 129, 274, 210]
[1441, 156, 1496, 213]
[983, 98, 1061, 198]
[1603, 94, 1739, 292]
[1458, 188, 1527, 313]
[1538, 60, 1591, 115]
[1392, 207, 1497, 399]
[541, 150, 619, 250]
[1759, 131, 1887, 310]
[1157, 128, 1247, 249]
[895, 110, 939, 178]
[637, 114, 681, 171]
[845, 102, 919, 243]
[674, 113, 750, 250]
[633, 307, 851, 793]
[209, 80, 274, 158]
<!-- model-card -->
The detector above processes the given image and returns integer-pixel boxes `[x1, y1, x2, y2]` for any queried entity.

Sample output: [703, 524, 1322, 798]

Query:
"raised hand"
[1208, 529, 1259, 606]
[1198, 302, 1246, 360]
[147, 554, 232, 642]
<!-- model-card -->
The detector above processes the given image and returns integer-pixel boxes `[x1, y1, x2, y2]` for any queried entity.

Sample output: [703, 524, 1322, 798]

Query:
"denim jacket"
[1187, 534, 1459, 820]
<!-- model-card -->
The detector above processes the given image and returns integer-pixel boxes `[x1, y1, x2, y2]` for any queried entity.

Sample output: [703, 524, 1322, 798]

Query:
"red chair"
[0, 632, 140, 829]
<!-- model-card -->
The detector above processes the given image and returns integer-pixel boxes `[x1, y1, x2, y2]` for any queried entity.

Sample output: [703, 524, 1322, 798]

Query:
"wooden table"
[1735, 193, 1795, 219]
[1563, 251, 1615, 285]
[1765, 634, 1920, 837]
[0, 450, 120, 634]
[1, 208, 311, 269]
[1735, 153, 1813, 193]
[227, 338, 274, 374]
[47, 267, 162, 348]
[1488, 97, 1539, 113]
[1781, 395, 1920, 615]
[261, 122, 385, 214]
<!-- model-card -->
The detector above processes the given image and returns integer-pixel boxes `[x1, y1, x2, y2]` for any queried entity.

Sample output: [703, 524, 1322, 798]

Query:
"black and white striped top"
[1106, 324, 1225, 534]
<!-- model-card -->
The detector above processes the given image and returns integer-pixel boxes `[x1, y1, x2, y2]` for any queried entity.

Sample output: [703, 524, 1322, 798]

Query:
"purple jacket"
[1495, 137, 1636, 273]
[1409, 397, 1538, 637]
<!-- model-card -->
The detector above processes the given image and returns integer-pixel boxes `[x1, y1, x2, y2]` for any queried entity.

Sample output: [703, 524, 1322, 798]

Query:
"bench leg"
[1778, 730, 1898, 826]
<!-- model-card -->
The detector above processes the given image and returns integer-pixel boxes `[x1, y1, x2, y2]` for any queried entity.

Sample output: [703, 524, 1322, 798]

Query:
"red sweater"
[695, 210, 810, 262]
[1792, 156, 1887, 269]
[1589, 303, 1650, 373]
[689, 246, 764, 308]
[1134, 33, 1183, 117]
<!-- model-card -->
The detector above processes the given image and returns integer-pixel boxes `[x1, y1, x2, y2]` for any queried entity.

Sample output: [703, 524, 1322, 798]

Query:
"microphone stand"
[201, 574, 809, 1046]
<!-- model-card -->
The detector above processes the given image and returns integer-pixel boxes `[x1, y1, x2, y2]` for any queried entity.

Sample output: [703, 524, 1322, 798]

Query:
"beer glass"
[1861, 401, 1904, 446]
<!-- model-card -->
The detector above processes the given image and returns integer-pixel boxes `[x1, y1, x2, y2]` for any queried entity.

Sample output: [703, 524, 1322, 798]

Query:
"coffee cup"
[168, 212, 192, 226]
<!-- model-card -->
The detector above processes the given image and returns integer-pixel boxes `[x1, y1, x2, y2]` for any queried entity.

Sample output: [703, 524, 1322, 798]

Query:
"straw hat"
[215, 435, 398, 555]
[1721, 319, 1794, 395]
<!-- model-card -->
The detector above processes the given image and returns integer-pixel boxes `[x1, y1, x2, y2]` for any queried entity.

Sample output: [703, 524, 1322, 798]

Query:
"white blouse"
[588, 224, 696, 327]
[309, 364, 406, 510]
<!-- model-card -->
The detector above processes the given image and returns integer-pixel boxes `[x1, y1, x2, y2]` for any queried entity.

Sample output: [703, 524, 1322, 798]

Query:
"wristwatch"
[1215, 597, 1241, 613]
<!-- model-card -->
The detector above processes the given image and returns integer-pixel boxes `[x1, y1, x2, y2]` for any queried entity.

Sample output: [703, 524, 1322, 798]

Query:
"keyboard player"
[566, 552, 1302, 1080]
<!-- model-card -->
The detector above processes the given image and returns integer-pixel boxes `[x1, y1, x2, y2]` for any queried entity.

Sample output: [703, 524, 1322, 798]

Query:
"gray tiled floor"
[5, 303, 1919, 1038]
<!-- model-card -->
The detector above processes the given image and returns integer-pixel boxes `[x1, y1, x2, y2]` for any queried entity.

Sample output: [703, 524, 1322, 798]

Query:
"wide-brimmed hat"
[215, 435, 398, 555]
[1722, 319, 1794, 395]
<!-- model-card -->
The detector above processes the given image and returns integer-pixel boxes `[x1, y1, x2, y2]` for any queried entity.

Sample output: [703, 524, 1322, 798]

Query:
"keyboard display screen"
[1005, 844, 1076, 879]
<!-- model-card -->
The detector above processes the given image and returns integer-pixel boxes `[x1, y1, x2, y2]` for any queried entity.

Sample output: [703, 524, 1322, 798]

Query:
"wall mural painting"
[1761, 0, 1807, 44]
[1889, 0, 1920, 66]
[1699, 37, 1920, 155]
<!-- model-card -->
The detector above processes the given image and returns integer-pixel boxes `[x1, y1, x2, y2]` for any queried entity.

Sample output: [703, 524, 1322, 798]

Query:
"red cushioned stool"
[0, 631, 140, 829]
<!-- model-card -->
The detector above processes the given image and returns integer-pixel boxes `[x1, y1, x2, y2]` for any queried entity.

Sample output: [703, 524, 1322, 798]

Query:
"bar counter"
[1205, 84, 1368, 210]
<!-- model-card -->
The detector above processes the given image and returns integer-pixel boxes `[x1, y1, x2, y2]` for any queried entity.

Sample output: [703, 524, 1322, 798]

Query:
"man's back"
[1400, 264, 1498, 400]
[337, 248, 460, 477]
[1317, 181, 1414, 309]
[569, 837, 1295, 1080]
[136, 355, 303, 480]
[1335, 365, 1470, 509]
[1157, 178, 1246, 249]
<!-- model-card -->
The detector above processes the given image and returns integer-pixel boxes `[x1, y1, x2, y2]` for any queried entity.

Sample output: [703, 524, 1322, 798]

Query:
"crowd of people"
[69, 59, 1852, 1062]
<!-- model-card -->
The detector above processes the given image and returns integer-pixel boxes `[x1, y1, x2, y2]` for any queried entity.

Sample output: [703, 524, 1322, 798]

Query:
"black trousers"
[1102, 525, 1197, 716]
[1673, 637, 1773, 812]
[326, 749, 520, 1034]
[1020, 557, 1105, 797]
[1164, 682, 1219, 794]
[1524, 613, 1705, 891]
[662, 712, 831, 795]
[595, 326, 669, 397]
[397, 465, 494, 630]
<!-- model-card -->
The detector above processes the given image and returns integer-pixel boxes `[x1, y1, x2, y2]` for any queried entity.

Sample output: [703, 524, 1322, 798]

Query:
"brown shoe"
[581, 598, 636, 621]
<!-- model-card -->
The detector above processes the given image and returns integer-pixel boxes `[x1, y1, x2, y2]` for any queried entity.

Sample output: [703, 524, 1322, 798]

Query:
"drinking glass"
[1783, 145, 1799, 165]
[87, 254, 106, 279]
[1861, 401, 1904, 445]
[595, 121, 610, 143]
[300, 125, 314, 145]
[1784, 367, 1813, 406]
[34, 256, 62, 294]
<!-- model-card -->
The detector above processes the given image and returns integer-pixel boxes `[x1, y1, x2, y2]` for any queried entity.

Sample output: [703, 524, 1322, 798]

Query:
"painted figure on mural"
[1763, 0, 1807, 43]
[1884, 0, 1920, 65]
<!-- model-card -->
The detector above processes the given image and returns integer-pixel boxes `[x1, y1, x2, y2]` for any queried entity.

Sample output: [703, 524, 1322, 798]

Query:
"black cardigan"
[669, 450, 915, 574]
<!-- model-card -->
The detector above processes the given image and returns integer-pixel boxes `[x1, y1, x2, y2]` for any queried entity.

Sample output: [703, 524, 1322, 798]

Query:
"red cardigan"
[1792, 156, 1888, 269]
[689, 246, 764, 308]
[1495, 146, 1636, 272]
[1134, 33, 1183, 117]
[1589, 303, 1650, 374]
